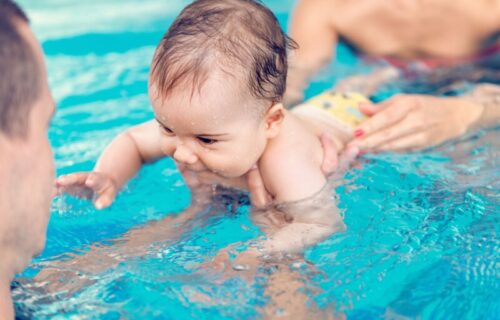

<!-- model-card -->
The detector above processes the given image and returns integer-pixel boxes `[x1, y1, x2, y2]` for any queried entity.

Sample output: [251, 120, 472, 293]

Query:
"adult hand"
[348, 94, 484, 152]
[248, 134, 359, 208]
[55, 172, 118, 209]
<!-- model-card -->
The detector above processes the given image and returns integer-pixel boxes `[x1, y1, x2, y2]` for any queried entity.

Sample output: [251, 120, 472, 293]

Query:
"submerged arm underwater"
[31, 195, 220, 296]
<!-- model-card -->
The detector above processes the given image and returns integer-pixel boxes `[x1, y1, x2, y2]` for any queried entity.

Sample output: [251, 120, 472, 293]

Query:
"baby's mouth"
[176, 162, 209, 173]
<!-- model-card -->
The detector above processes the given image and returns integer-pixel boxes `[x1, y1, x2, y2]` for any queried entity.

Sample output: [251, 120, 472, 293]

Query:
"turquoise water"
[13, 1, 500, 319]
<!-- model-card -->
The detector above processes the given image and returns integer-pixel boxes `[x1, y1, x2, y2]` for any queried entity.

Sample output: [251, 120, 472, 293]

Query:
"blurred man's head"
[0, 0, 55, 275]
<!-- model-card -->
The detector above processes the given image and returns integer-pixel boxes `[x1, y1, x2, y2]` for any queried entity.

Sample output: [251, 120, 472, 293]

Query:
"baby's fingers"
[93, 187, 116, 210]
[247, 166, 273, 208]
[55, 172, 93, 198]
[85, 172, 117, 209]
[56, 172, 91, 189]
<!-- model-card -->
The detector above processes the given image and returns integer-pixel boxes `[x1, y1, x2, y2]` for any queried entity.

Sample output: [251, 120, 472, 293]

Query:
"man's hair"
[151, 0, 296, 107]
[0, 0, 41, 137]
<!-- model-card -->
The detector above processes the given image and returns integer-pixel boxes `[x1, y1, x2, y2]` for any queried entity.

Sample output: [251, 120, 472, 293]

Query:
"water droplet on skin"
[232, 263, 250, 271]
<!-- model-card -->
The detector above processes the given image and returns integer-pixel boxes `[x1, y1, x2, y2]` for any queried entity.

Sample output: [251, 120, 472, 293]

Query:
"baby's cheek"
[202, 153, 226, 170]
[201, 153, 235, 176]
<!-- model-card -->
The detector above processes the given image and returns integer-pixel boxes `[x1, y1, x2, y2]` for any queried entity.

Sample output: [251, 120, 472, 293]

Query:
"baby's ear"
[264, 103, 285, 138]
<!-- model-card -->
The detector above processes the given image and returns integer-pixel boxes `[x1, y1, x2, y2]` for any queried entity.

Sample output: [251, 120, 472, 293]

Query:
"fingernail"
[94, 200, 103, 209]
[354, 129, 364, 138]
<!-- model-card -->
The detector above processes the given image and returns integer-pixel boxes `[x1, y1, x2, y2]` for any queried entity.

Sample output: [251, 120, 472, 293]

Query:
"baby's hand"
[55, 172, 118, 209]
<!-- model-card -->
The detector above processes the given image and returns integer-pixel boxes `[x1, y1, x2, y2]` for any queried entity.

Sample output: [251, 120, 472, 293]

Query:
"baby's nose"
[172, 144, 198, 165]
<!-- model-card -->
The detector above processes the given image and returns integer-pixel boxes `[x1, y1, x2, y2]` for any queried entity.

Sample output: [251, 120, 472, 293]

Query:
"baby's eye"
[159, 124, 174, 135]
[197, 136, 217, 145]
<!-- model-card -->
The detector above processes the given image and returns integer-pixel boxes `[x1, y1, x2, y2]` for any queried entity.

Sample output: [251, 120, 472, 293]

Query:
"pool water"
[13, 1, 500, 319]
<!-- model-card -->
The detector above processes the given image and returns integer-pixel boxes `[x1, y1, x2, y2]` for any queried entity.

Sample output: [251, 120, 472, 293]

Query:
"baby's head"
[149, 0, 295, 178]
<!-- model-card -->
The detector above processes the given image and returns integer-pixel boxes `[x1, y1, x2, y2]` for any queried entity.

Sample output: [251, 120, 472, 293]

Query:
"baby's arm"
[57, 120, 170, 208]
[260, 142, 326, 204]
[94, 120, 166, 189]
[256, 141, 344, 254]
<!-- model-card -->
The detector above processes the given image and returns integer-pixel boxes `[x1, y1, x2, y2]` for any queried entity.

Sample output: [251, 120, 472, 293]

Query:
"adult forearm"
[465, 83, 500, 130]
[478, 99, 500, 128]
[477, 94, 500, 128]
[285, 63, 318, 107]
[260, 219, 344, 255]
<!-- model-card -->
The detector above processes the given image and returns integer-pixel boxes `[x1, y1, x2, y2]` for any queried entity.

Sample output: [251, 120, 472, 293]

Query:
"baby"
[58, 0, 366, 255]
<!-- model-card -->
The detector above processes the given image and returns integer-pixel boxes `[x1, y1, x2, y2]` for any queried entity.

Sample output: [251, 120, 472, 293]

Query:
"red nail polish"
[354, 129, 364, 138]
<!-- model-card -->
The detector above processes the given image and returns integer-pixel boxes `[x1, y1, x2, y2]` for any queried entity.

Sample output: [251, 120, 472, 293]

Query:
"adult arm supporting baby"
[348, 83, 500, 152]
[32, 201, 215, 295]
[209, 182, 345, 274]
[56, 120, 167, 209]
[465, 83, 500, 130]
[286, 0, 338, 106]
[241, 131, 344, 256]
[258, 201, 345, 255]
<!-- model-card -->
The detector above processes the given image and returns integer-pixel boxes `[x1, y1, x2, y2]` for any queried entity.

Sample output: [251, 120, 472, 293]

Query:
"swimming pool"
[13, 0, 500, 319]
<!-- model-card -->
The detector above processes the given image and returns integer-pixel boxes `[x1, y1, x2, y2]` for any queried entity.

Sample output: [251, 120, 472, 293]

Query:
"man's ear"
[264, 103, 285, 138]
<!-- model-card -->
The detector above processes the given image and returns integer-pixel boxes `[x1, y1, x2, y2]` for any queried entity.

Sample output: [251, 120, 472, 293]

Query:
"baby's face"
[150, 73, 269, 178]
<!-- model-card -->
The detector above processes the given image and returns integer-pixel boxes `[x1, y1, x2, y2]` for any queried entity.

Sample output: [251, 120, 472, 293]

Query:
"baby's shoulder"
[259, 121, 325, 203]
[261, 116, 321, 167]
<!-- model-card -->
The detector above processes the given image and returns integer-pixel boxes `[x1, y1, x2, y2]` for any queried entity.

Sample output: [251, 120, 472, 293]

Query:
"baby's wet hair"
[151, 0, 296, 107]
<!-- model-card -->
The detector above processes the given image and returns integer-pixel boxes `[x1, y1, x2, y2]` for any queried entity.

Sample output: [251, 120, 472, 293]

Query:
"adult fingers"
[351, 115, 422, 150]
[358, 102, 379, 116]
[358, 98, 395, 116]
[376, 132, 429, 152]
[354, 96, 414, 137]
[247, 166, 273, 208]
[319, 133, 339, 174]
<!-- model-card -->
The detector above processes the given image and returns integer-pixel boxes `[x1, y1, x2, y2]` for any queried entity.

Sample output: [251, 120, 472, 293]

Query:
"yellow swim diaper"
[296, 91, 369, 133]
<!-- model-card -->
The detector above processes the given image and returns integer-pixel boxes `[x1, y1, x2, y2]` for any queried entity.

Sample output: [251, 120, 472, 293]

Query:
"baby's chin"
[212, 167, 251, 179]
